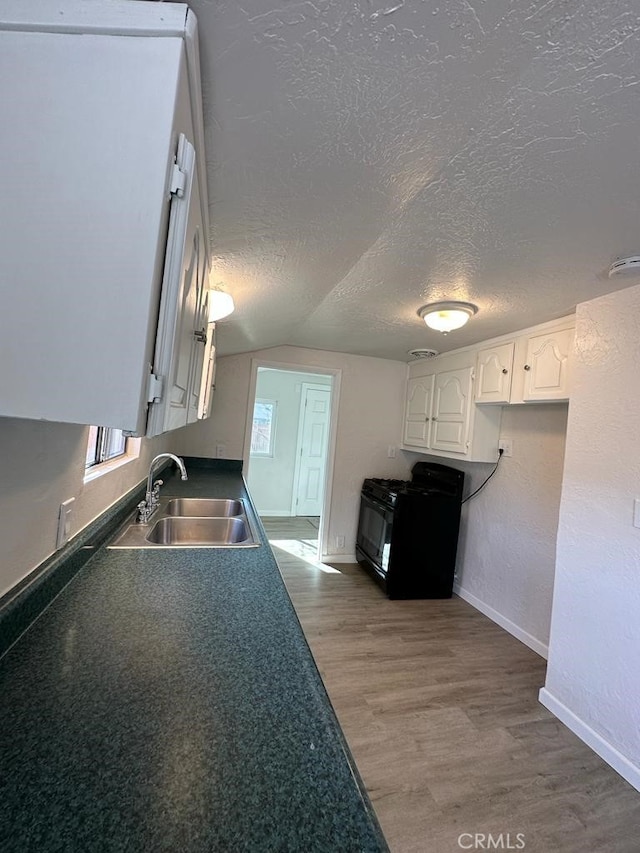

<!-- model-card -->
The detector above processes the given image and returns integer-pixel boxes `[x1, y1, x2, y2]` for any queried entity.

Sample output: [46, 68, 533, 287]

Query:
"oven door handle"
[362, 493, 392, 515]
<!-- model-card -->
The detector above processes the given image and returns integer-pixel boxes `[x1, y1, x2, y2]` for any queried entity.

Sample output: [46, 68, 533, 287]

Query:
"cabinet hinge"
[147, 373, 163, 403]
[170, 164, 187, 198]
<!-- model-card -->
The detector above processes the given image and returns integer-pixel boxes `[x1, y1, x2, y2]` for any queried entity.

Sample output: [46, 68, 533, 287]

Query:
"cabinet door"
[403, 376, 434, 447]
[475, 342, 514, 403]
[147, 134, 206, 437]
[523, 327, 573, 401]
[197, 321, 217, 420]
[431, 368, 473, 454]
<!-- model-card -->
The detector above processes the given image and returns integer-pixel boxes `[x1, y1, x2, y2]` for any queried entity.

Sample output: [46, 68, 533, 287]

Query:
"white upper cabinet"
[403, 376, 434, 447]
[508, 320, 575, 404]
[475, 318, 575, 405]
[521, 326, 574, 402]
[146, 135, 209, 437]
[402, 354, 502, 463]
[431, 368, 474, 454]
[0, 2, 211, 436]
[402, 315, 575, 462]
[475, 342, 515, 404]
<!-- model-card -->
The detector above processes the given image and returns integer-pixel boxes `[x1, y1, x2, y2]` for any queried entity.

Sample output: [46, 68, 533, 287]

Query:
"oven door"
[356, 492, 394, 576]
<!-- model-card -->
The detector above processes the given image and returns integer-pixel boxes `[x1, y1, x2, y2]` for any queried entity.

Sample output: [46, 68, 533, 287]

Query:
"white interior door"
[293, 385, 331, 517]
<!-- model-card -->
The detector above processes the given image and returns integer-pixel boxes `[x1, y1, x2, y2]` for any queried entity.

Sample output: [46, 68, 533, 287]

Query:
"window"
[85, 426, 128, 469]
[250, 399, 277, 456]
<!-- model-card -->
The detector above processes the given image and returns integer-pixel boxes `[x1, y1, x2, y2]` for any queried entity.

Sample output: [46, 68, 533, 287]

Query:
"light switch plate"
[634, 499, 640, 529]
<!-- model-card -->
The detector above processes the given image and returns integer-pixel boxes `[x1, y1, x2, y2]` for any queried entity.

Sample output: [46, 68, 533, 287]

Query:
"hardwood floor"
[261, 517, 640, 853]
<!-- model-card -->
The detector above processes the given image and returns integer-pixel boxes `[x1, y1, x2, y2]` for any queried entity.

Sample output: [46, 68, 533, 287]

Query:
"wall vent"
[408, 348, 439, 360]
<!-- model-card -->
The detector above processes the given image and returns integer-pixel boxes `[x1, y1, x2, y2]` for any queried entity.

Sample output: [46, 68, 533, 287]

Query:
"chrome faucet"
[137, 453, 188, 523]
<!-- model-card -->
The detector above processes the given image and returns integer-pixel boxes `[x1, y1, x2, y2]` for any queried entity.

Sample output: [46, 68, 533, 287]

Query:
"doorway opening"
[244, 362, 340, 562]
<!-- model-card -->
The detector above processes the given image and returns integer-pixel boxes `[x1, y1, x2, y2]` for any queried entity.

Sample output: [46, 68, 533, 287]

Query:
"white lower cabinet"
[0, 2, 212, 437]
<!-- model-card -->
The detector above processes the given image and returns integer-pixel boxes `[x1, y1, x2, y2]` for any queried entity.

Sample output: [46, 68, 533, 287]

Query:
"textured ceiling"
[189, 0, 640, 361]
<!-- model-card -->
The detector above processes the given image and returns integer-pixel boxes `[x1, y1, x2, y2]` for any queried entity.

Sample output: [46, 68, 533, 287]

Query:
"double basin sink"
[108, 497, 259, 549]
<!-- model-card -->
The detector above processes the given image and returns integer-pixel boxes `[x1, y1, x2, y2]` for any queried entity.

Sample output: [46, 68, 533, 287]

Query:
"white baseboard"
[321, 553, 357, 564]
[453, 582, 548, 659]
[539, 688, 640, 792]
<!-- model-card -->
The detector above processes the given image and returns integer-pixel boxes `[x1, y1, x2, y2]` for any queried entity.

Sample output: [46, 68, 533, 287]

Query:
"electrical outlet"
[498, 438, 513, 457]
[215, 444, 226, 458]
[336, 535, 345, 549]
[387, 445, 397, 458]
[56, 498, 75, 549]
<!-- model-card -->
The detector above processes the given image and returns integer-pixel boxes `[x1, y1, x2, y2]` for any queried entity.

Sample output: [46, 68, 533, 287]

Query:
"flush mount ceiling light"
[417, 301, 478, 334]
[208, 285, 235, 321]
[608, 256, 640, 278]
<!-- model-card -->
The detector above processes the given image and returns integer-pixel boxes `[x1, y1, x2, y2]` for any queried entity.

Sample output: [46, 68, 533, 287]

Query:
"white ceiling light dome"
[208, 286, 235, 321]
[417, 301, 478, 334]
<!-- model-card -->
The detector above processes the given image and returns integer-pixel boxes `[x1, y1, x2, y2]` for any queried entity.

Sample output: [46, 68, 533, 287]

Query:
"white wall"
[540, 283, 640, 791]
[0, 417, 173, 599]
[175, 345, 412, 557]
[403, 404, 568, 656]
[247, 370, 332, 515]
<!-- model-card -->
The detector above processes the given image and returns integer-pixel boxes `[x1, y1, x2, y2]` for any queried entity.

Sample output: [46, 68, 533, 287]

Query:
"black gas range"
[356, 462, 465, 599]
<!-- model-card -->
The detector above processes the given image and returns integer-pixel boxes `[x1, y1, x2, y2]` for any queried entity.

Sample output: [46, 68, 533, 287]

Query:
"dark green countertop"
[0, 465, 388, 852]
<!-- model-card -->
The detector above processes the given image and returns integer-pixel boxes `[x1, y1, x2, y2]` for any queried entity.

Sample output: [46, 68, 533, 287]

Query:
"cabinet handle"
[425, 417, 431, 422]
[502, 368, 508, 374]
[524, 364, 531, 371]
[432, 417, 438, 421]
[194, 328, 207, 344]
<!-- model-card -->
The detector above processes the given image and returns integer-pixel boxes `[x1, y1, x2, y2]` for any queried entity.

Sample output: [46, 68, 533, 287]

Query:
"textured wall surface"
[188, 0, 640, 361]
[404, 403, 567, 654]
[175, 345, 411, 556]
[0, 418, 173, 599]
[543, 283, 640, 778]
[247, 369, 332, 514]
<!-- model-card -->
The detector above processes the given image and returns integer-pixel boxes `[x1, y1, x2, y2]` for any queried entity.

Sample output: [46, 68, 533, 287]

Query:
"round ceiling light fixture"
[608, 256, 640, 278]
[208, 285, 235, 321]
[417, 301, 478, 334]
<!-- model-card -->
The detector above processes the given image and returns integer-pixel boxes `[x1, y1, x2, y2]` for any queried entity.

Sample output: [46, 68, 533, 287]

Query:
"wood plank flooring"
[261, 517, 640, 853]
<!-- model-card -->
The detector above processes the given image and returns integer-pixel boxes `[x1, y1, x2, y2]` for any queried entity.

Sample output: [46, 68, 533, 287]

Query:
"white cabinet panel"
[432, 368, 473, 454]
[475, 342, 514, 403]
[403, 376, 434, 447]
[523, 327, 574, 401]
[147, 135, 208, 437]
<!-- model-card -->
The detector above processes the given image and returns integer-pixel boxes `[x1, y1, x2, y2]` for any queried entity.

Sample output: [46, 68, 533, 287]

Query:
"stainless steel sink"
[165, 498, 243, 517]
[107, 496, 260, 549]
[146, 516, 250, 546]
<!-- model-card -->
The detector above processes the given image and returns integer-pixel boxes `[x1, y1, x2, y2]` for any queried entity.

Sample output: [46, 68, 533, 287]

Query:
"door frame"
[290, 382, 332, 517]
[243, 359, 342, 561]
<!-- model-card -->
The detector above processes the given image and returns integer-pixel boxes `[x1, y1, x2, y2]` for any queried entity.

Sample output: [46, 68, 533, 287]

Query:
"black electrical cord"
[461, 448, 504, 504]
